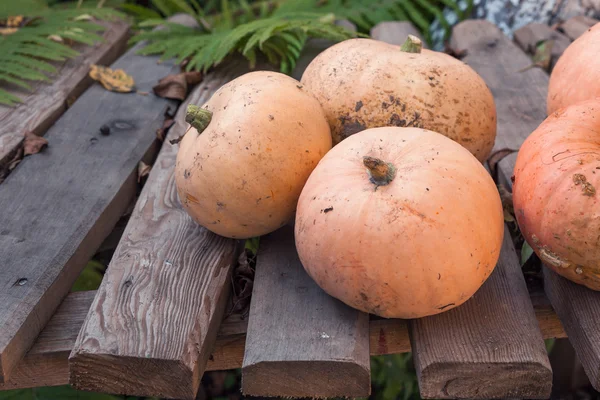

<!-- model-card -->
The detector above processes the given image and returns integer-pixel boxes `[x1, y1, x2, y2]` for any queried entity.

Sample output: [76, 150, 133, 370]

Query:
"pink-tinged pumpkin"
[548, 23, 600, 114]
[175, 71, 332, 239]
[300, 36, 497, 162]
[295, 126, 504, 318]
[513, 99, 600, 289]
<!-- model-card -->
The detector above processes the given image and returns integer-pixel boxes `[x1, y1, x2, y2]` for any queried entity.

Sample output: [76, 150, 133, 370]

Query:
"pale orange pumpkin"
[513, 99, 600, 289]
[300, 36, 497, 162]
[175, 71, 332, 239]
[295, 127, 504, 318]
[548, 23, 600, 114]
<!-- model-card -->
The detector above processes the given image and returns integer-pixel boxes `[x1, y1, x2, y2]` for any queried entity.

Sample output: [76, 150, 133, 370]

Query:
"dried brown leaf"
[137, 161, 151, 183]
[89, 64, 135, 93]
[23, 131, 48, 156]
[156, 118, 175, 141]
[152, 71, 202, 100]
[0, 27, 18, 36]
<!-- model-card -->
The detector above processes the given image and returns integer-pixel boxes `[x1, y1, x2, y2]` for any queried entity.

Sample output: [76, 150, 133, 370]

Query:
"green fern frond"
[132, 12, 356, 74]
[0, 6, 125, 106]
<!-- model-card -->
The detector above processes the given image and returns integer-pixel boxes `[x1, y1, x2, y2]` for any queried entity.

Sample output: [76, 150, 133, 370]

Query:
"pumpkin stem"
[363, 156, 396, 186]
[185, 104, 212, 133]
[400, 35, 422, 54]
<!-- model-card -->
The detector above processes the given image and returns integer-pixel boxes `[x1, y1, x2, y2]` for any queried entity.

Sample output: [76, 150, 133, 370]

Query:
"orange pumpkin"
[300, 36, 497, 162]
[175, 71, 332, 239]
[295, 127, 504, 318]
[513, 99, 600, 289]
[548, 23, 600, 114]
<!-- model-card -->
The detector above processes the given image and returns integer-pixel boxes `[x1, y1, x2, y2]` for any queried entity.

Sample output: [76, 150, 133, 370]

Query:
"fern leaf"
[119, 4, 162, 20]
[0, 88, 24, 106]
[0, 73, 33, 91]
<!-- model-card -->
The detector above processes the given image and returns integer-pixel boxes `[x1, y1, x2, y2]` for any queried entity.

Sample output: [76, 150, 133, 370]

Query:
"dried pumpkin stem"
[400, 35, 422, 54]
[185, 104, 212, 133]
[363, 156, 396, 186]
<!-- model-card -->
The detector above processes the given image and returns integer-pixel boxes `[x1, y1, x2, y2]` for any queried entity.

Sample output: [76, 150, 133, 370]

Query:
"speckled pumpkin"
[548, 23, 600, 114]
[513, 99, 600, 289]
[300, 36, 497, 162]
[295, 126, 504, 318]
[175, 71, 332, 239]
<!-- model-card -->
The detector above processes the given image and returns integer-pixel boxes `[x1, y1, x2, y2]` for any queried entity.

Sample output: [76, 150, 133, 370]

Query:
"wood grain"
[68, 60, 256, 399]
[513, 23, 571, 70]
[0, 19, 129, 169]
[370, 21, 422, 46]
[559, 15, 598, 40]
[450, 19, 549, 189]
[241, 227, 371, 398]
[410, 225, 552, 399]
[0, 288, 565, 391]
[0, 32, 180, 383]
[544, 267, 600, 390]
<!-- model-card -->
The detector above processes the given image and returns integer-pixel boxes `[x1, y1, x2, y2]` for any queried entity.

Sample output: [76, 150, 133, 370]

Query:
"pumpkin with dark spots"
[301, 36, 497, 162]
[513, 99, 600, 289]
[295, 127, 503, 318]
[175, 71, 332, 239]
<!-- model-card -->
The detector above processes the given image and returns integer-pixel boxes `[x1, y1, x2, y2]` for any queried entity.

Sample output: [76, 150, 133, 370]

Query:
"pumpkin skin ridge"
[547, 23, 600, 114]
[513, 100, 600, 289]
[175, 71, 332, 239]
[295, 127, 504, 318]
[300, 38, 497, 162]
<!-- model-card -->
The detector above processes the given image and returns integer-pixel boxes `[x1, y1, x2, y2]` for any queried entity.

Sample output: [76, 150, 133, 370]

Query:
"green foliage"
[0, 1, 124, 106]
[245, 236, 260, 256]
[521, 241, 534, 266]
[71, 259, 107, 292]
[371, 353, 420, 400]
[127, 0, 464, 74]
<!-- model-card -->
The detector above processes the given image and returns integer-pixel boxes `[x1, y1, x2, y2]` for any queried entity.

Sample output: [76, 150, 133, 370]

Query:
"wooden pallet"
[0, 14, 599, 400]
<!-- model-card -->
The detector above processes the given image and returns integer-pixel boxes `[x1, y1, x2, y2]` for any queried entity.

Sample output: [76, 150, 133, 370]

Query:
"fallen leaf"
[487, 148, 517, 181]
[0, 28, 18, 36]
[74, 14, 93, 21]
[137, 161, 151, 183]
[6, 16, 24, 27]
[48, 34, 63, 42]
[156, 118, 175, 141]
[227, 251, 255, 317]
[153, 71, 202, 100]
[89, 64, 135, 93]
[23, 131, 48, 156]
[519, 40, 554, 72]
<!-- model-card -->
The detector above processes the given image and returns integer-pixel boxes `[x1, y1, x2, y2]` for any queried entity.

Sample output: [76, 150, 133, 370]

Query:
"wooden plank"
[513, 23, 571, 69]
[559, 15, 598, 40]
[0, 28, 181, 382]
[0, 288, 565, 390]
[450, 19, 549, 187]
[0, 19, 129, 170]
[68, 59, 254, 398]
[242, 227, 371, 398]
[370, 21, 422, 46]
[544, 266, 600, 390]
[409, 226, 552, 398]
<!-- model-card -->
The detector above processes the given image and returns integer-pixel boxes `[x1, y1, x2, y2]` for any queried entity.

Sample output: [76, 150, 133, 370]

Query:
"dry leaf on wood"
[137, 161, 151, 183]
[156, 118, 175, 141]
[228, 251, 255, 317]
[23, 131, 48, 156]
[153, 71, 202, 100]
[89, 64, 135, 93]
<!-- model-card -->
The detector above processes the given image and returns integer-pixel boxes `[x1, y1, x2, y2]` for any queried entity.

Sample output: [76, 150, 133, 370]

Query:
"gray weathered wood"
[544, 263, 600, 390]
[450, 19, 549, 188]
[0, 19, 129, 170]
[68, 59, 253, 398]
[559, 15, 598, 40]
[370, 21, 422, 46]
[410, 226, 552, 398]
[242, 227, 371, 398]
[0, 30, 181, 382]
[513, 23, 572, 70]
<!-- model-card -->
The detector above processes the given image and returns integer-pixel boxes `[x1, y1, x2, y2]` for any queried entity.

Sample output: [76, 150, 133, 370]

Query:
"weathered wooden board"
[242, 227, 371, 398]
[0, 288, 565, 390]
[410, 226, 552, 398]
[0, 19, 129, 170]
[559, 15, 598, 40]
[370, 21, 422, 45]
[513, 23, 571, 69]
[0, 31, 180, 382]
[68, 59, 255, 398]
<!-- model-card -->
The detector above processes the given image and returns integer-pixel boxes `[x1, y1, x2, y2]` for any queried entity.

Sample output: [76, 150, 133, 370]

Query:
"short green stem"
[363, 156, 396, 186]
[400, 35, 422, 54]
[185, 104, 212, 133]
